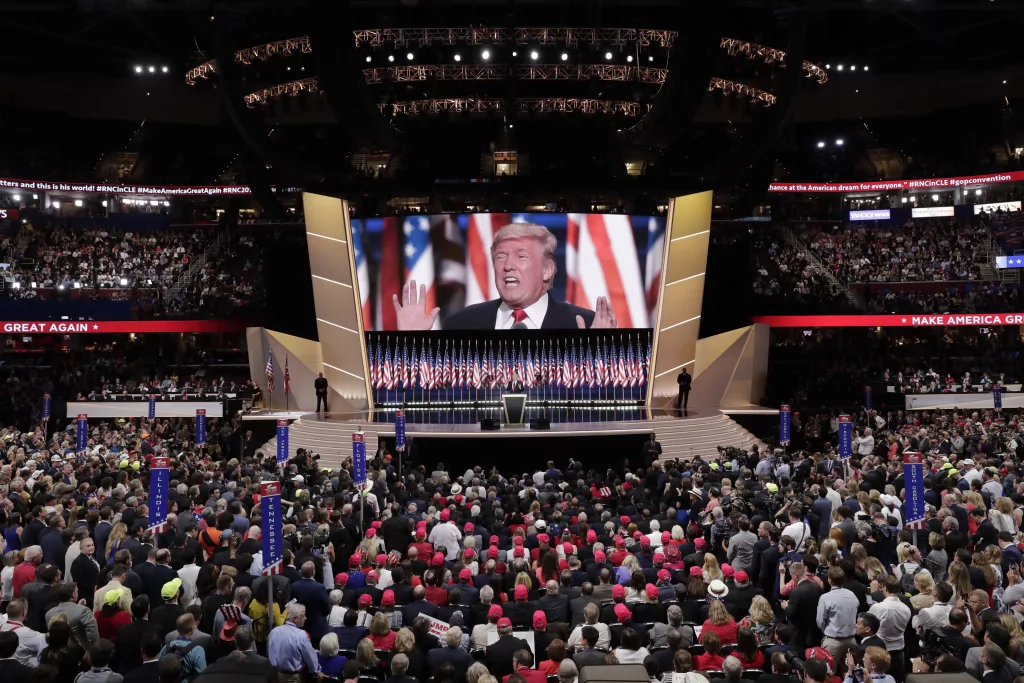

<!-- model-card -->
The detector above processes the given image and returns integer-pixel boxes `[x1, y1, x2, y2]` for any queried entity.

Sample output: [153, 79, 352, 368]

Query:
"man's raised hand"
[576, 296, 618, 329]
[393, 280, 440, 331]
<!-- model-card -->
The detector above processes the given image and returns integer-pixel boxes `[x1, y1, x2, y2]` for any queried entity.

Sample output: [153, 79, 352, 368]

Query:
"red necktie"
[512, 309, 528, 325]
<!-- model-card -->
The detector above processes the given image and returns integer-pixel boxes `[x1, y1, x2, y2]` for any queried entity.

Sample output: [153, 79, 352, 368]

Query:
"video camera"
[920, 630, 959, 667]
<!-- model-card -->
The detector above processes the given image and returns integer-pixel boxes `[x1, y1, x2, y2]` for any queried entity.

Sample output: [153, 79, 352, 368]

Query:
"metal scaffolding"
[374, 97, 651, 116]
[362, 63, 668, 84]
[243, 77, 321, 106]
[719, 37, 828, 84]
[352, 28, 678, 48]
[186, 36, 312, 85]
[707, 77, 777, 106]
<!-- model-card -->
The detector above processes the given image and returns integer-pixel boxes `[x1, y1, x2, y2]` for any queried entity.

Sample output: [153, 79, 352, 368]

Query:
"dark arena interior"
[2, 2, 1023, 683]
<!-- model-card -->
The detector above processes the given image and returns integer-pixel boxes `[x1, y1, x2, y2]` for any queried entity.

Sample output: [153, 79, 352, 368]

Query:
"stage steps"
[258, 412, 767, 470]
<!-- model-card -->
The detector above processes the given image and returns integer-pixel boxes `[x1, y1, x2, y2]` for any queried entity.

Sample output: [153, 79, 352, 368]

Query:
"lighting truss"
[719, 37, 828, 84]
[376, 98, 652, 116]
[362, 64, 668, 84]
[244, 77, 320, 106]
[707, 77, 777, 106]
[352, 28, 677, 48]
[186, 36, 312, 85]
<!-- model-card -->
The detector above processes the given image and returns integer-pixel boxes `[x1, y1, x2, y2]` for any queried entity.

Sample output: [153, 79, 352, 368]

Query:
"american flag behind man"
[644, 216, 665, 322]
[351, 218, 373, 326]
[403, 216, 436, 327]
[382, 341, 394, 390]
[465, 213, 511, 306]
[565, 214, 649, 329]
[284, 356, 291, 395]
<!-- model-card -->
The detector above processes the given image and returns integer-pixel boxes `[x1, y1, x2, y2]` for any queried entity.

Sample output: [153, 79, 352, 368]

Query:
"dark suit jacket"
[291, 578, 330, 644]
[0, 658, 32, 683]
[71, 554, 101, 605]
[786, 580, 823, 647]
[537, 593, 569, 623]
[402, 600, 439, 625]
[486, 635, 531, 678]
[427, 646, 475, 680]
[113, 619, 161, 673]
[444, 297, 596, 330]
[569, 596, 600, 627]
[123, 660, 161, 683]
[573, 648, 607, 670]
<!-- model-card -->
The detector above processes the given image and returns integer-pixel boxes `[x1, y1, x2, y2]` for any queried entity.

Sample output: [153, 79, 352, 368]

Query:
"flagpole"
[285, 354, 290, 412]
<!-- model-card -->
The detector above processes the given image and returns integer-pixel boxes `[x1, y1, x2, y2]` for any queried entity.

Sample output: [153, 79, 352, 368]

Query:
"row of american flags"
[368, 334, 652, 391]
[351, 213, 666, 331]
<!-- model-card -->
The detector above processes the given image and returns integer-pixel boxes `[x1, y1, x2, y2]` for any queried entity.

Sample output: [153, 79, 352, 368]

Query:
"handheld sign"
[148, 396, 156, 420]
[76, 414, 88, 458]
[148, 457, 170, 533]
[276, 420, 289, 465]
[261, 481, 283, 575]
[838, 415, 852, 460]
[353, 432, 367, 487]
[903, 452, 926, 529]
[42, 394, 51, 422]
[779, 405, 791, 446]
[994, 386, 1003, 412]
[195, 409, 207, 448]
[395, 410, 406, 452]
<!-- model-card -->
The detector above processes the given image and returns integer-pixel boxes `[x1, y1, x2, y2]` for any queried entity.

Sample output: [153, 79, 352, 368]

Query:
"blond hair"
[748, 595, 773, 625]
[702, 554, 723, 582]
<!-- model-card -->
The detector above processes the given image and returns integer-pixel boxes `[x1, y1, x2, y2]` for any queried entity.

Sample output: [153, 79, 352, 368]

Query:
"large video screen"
[351, 213, 666, 331]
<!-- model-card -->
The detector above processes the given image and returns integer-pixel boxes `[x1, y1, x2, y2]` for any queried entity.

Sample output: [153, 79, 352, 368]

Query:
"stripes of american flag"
[262, 559, 283, 576]
[367, 334, 651, 390]
[265, 355, 274, 393]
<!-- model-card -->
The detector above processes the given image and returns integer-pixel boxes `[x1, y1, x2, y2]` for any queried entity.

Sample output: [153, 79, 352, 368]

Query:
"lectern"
[501, 393, 527, 425]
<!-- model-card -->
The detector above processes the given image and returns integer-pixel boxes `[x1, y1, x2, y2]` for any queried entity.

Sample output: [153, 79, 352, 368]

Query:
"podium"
[501, 393, 527, 425]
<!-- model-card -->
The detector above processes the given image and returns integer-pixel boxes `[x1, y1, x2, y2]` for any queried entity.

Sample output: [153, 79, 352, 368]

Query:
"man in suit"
[572, 626, 607, 670]
[537, 580, 569, 624]
[314, 372, 329, 413]
[291, 561, 330, 645]
[393, 223, 613, 331]
[114, 596, 161, 674]
[486, 618, 531, 678]
[676, 368, 691, 411]
[783, 562, 822, 648]
[123, 632, 162, 683]
[401, 586, 439, 625]
[811, 490, 834, 540]
[0, 632, 31, 683]
[71, 538, 101, 607]
[569, 584, 600, 627]
[427, 626, 475, 679]
[641, 434, 662, 466]
[150, 579, 185, 642]
[147, 549, 178, 608]
[980, 643, 1012, 683]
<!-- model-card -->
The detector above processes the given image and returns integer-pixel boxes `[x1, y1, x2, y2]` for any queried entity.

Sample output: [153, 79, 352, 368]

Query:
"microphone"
[512, 322, 528, 330]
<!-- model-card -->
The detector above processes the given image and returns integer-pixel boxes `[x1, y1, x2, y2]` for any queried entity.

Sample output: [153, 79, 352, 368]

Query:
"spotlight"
[58, 285, 65, 291]
[52, 201, 60, 208]
[835, 138, 844, 146]
[406, 52, 414, 60]
[30, 282, 36, 289]
[901, 197, 908, 203]
[32, 194, 37, 200]
[816, 141, 825, 148]
[161, 66, 168, 73]
[605, 52, 613, 60]
[388, 55, 395, 62]
[74, 199, 83, 207]
[931, 194, 939, 201]
[976, 189, 983, 195]
[163, 201, 170, 207]
[12, 194, 19, 201]
[134, 65, 143, 73]
[911, 196, 917, 202]
[149, 200, 159, 206]
[101, 200, 107, 207]
[837, 64, 844, 71]
[120, 278, 128, 286]
[148, 66, 155, 73]
[1004, 80, 1008, 84]
[863, 65, 869, 71]
[481, 50, 490, 60]
[512, 51, 517, 57]
[454, 54, 461, 62]
[74, 282, 81, 289]
[850, 65, 856, 71]
[365, 56, 371, 63]
[561, 53, 568, 61]
[648, 55, 654, 62]
[530, 51, 539, 60]
[626, 55, 633, 62]
[825, 64, 831, 69]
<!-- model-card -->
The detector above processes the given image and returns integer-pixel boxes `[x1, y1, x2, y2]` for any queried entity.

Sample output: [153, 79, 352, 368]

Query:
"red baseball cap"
[614, 537, 625, 548]
[459, 568, 472, 581]
[463, 549, 475, 561]
[488, 605, 503, 620]
[689, 566, 702, 577]
[661, 531, 671, 543]
[365, 528, 376, 538]
[614, 603, 631, 623]
[721, 564, 734, 578]
[358, 594, 372, 607]
[371, 521, 382, 529]
[533, 611, 547, 629]
[497, 617, 512, 629]
[415, 528, 426, 539]
[632, 531, 643, 540]
[620, 515, 630, 524]
[513, 547, 526, 559]
[657, 569, 671, 582]
[537, 534, 550, 545]
[645, 584, 658, 601]
[487, 547, 499, 560]
[734, 571, 749, 583]
[594, 550, 607, 563]
[432, 552, 445, 566]
[349, 554, 362, 568]
[375, 554, 387, 566]
[367, 570, 379, 581]
[381, 590, 395, 607]
[490, 535, 499, 546]
[334, 572, 349, 586]
[513, 536, 524, 546]
[454, 495, 464, 504]
[515, 584, 528, 601]
[640, 536, 651, 547]
[440, 509, 450, 521]
[612, 584, 625, 600]
[562, 542, 574, 555]
[586, 530, 597, 543]
[465, 522, 475, 533]
[694, 538, 706, 550]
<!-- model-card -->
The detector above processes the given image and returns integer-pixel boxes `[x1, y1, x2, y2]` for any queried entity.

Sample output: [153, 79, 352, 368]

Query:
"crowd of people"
[0, 400, 1018, 683]
[795, 218, 989, 284]
[750, 235, 858, 314]
[864, 285, 1024, 315]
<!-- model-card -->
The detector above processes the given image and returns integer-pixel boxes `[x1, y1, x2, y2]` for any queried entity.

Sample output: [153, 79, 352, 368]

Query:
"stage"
[248, 407, 769, 472]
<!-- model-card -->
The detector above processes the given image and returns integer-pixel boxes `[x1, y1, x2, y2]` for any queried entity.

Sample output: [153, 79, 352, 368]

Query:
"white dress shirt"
[782, 521, 812, 552]
[869, 596, 911, 650]
[913, 602, 952, 633]
[496, 293, 549, 329]
[428, 522, 463, 560]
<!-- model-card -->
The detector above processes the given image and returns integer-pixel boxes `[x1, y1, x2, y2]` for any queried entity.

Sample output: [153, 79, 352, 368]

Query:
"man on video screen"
[393, 222, 618, 330]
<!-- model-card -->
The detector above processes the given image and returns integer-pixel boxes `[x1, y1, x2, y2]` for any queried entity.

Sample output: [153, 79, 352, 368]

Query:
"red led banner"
[767, 171, 1024, 193]
[1, 320, 249, 334]
[752, 313, 1024, 328]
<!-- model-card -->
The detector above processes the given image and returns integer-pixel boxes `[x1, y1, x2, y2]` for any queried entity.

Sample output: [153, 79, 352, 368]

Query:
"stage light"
[12, 195, 19, 201]
[481, 50, 490, 60]
[57, 285, 65, 291]
[837, 64, 844, 71]
[561, 53, 568, 61]
[52, 201, 60, 208]
[163, 201, 170, 207]
[32, 194, 37, 200]
[1004, 80, 1008, 84]
[101, 200, 107, 207]
[365, 56, 371, 63]
[454, 54, 461, 62]
[148, 66, 155, 73]
[388, 55, 395, 62]
[648, 55, 654, 62]
[976, 189, 983, 195]
[626, 55, 633, 62]
[512, 51, 517, 57]
[30, 282, 36, 289]
[835, 138, 844, 146]
[161, 66, 168, 73]
[911, 196, 917, 202]
[406, 52, 414, 60]
[74, 199, 83, 207]
[147, 279, 152, 285]
[119, 278, 128, 286]
[134, 65, 143, 73]
[825, 64, 831, 69]
[530, 51, 539, 60]
[816, 141, 825, 148]
[850, 65, 856, 71]
[932, 194, 939, 201]
[901, 197, 908, 203]
[605, 52, 613, 60]
[149, 200, 159, 206]
[863, 65, 869, 71]
[74, 282, 81, 289]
